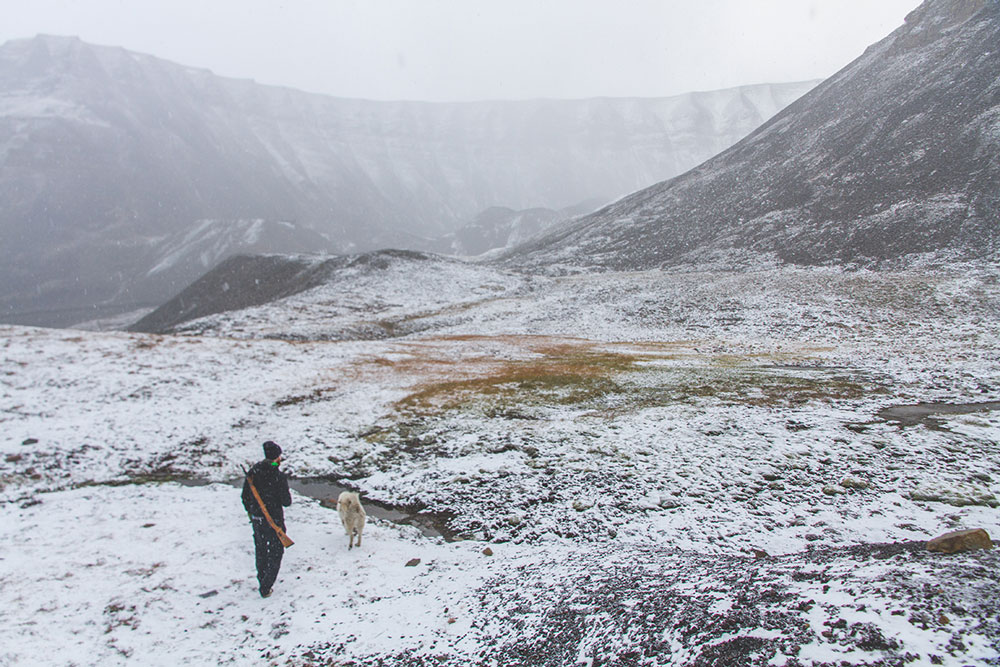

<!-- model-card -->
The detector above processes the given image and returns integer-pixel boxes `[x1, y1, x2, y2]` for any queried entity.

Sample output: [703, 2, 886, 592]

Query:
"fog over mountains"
[0, 35, 815, 326]
[507, 0, 1000, 271]
[6, 4, 1000, 662]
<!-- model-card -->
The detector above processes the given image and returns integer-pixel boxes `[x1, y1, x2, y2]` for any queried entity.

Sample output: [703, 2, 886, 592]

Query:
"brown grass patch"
[396, 348, 635, 414]
[338, 335, 875, 422]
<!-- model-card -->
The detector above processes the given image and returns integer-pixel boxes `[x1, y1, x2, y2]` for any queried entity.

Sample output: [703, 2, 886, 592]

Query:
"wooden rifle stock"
[245, 471, 294, 548]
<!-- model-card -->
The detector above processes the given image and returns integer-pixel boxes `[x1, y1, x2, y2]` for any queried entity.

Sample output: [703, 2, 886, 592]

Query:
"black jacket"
[242, 460, 292, 529]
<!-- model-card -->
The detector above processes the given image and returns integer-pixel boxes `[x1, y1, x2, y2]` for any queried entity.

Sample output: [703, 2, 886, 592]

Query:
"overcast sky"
[2, 0, 923, 102]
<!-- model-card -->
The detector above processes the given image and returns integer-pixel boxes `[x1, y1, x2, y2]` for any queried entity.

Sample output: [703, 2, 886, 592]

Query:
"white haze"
[1, 0, 922, 102]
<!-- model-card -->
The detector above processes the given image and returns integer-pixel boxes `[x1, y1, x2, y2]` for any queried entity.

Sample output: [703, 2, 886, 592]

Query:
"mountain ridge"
[0, 33, 817, 326]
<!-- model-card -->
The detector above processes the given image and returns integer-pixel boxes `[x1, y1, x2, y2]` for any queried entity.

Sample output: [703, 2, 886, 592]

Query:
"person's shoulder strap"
[244, 469, 294, 548]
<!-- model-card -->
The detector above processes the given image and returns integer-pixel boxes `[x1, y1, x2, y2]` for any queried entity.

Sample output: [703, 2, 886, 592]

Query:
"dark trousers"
[251, 517, 285, 594]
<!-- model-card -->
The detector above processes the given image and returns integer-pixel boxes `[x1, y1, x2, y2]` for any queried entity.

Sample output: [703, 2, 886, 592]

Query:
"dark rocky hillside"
[506, 0, 1000, 271]
[127, 249, 447, 334]
[126, 254, 346, 334]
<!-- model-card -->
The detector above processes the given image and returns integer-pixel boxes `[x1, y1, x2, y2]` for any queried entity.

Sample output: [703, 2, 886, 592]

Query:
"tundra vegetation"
[2, 262, 999, 665]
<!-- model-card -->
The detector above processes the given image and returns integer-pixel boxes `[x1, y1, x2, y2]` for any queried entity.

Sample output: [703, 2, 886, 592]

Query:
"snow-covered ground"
[2, 259, 1000, 665]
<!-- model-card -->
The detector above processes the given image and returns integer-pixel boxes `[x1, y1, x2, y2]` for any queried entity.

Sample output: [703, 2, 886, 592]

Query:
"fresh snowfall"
[2, 251, 1000, 666]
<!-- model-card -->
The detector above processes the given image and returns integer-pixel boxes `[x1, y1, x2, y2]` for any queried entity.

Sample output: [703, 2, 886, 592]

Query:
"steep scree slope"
[506, 0, 1000, 271]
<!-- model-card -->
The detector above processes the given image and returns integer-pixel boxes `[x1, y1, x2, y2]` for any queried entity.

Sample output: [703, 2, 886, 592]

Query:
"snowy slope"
[129, 250, 532, 335]
[506, 0, 1000, 271]
[3, 253, 1000, 664]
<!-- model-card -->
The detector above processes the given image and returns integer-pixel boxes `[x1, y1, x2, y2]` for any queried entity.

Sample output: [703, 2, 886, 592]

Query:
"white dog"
[336, 491, 366, 549]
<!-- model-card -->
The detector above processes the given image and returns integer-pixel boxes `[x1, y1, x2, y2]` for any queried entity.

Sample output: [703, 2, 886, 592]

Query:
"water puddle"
[877, 400, 1000, 428]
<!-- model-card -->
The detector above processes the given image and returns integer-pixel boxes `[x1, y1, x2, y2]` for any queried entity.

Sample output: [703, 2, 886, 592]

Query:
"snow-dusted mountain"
[0, 33, 815, 326]
[439, 200, 603, 257]
[506, 0, 1000, 271]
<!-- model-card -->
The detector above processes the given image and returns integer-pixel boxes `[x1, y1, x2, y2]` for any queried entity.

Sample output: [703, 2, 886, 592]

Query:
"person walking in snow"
[242, 440, 292, 598]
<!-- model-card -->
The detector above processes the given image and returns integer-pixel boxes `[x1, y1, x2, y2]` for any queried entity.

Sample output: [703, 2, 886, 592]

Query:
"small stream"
[172, 475, 456, 540]
[287, 476, 457, 541]
[876, 400, 1000, 428]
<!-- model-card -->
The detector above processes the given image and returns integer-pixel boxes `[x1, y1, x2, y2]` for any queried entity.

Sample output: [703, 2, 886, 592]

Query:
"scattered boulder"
[482, 548, 494, 557]
[405, 558, 421, 567]
[926, 529, 993, 554]
[909, 484, 999, 508]
[840, 476, 870, 490]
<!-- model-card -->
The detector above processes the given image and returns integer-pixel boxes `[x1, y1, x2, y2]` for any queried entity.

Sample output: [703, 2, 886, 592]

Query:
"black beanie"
[263, 440, 282, 460]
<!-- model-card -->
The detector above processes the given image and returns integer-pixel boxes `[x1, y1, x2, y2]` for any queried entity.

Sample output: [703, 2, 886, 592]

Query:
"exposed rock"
[405, 558, 421, 567]
[926, 528, 993, 553]
[840, 476, 871, 490]
[909, 484, 999, 508]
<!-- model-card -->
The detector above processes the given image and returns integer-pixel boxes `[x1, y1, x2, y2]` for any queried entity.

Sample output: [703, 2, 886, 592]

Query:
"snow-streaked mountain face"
[0, 34, 816, 326]
[439, 200, 603, 257]
[506, 0, 1000, 272]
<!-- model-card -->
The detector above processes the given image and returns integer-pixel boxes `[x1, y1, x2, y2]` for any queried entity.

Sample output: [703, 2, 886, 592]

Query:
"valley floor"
[2, 262, 1000, 665]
